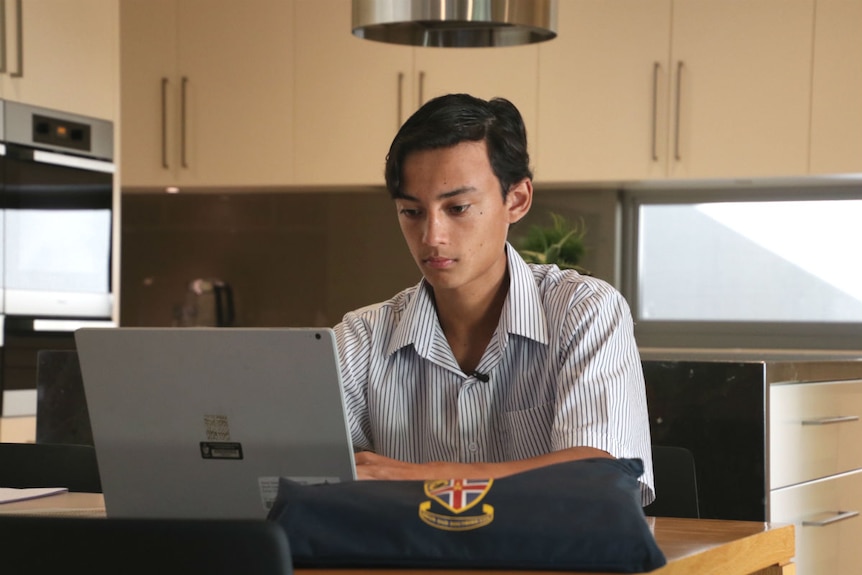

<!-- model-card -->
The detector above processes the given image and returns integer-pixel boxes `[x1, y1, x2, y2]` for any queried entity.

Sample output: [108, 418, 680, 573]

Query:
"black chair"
[0, 515, 293, 575]
[36, 349, 94, 446]
[644, 445, 700, 518]
[0, 442, 102, 492]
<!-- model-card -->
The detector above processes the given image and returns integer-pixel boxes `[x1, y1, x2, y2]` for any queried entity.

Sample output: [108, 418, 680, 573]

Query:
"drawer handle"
[801, 415, 860, 426]
[674, 60, 684, 161]
[802, 510, 859, 527]
[651, 61, 660, 162]
[181, 76, 189, 169]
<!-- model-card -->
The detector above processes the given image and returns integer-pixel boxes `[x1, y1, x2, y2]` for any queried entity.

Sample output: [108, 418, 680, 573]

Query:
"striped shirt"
[334, 244, 655, 504]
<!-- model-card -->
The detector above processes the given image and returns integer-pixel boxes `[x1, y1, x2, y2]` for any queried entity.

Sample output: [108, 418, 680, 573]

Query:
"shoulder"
[335, 283, 419, 337]
[528, 263, 626, 309]
[508, 245, 623, 307]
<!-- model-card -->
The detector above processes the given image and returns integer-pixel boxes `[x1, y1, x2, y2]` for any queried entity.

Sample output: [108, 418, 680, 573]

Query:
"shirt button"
[468, 443, 478, 452]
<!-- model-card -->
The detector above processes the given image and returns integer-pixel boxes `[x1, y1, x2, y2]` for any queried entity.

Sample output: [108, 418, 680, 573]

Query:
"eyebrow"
[397, 186, 477, 202]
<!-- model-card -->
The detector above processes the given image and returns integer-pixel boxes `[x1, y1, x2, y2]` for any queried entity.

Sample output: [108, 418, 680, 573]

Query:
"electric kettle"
[177, 278, 235, 327]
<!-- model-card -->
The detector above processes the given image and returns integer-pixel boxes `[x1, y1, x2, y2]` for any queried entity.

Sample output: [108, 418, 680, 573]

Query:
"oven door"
[1, 142, 114, 319]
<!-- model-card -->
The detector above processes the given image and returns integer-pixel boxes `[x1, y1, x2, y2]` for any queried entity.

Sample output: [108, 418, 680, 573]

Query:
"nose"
[422, 212, 447, 246]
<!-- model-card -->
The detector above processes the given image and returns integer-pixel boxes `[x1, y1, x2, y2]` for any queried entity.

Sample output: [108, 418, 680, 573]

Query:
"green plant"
[516, 212, 591, 275]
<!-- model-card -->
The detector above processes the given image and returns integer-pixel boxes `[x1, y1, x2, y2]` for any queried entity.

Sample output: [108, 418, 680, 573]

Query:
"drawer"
[770, 379, 862, 488]
[771, 469, 862, 575]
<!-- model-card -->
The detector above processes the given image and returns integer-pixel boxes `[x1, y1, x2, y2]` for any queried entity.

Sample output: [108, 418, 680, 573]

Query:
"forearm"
[355, 446, 613, 481]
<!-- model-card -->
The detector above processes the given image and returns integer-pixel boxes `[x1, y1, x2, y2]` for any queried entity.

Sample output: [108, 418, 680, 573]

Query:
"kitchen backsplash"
[120, 188, 618, 328]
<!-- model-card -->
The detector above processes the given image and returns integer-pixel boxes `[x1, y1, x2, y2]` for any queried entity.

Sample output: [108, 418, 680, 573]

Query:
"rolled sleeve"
[551, 283, 655, 504]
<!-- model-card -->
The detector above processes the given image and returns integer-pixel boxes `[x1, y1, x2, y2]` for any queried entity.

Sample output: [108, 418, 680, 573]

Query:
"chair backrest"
[0, 516, 293, 575]
[36, 349, 94, 445]
[0, 442, 102, 492]
[643, 445, 700, 518]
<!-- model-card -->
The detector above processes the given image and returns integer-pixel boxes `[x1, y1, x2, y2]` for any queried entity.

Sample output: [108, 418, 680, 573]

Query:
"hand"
[353, 451, 469, 480]
[354, 451, 429, 480]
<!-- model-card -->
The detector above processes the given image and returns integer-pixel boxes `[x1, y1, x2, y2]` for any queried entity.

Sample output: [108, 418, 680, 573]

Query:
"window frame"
[620, 182, 862, 351]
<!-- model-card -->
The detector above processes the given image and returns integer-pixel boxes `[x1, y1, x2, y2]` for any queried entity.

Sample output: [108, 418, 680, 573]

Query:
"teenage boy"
[335, 93, 654, 504]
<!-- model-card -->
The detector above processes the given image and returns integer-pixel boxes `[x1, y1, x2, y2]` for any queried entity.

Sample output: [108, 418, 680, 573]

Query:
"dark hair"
[384, 93, 533, 199]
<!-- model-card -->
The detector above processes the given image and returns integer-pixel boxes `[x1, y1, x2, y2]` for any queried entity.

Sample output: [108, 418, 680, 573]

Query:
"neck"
[432, 267, 509, 374]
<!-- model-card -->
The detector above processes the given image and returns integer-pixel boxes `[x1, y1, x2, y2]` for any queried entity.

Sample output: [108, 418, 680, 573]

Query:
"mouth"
[423, 255, 455, 269]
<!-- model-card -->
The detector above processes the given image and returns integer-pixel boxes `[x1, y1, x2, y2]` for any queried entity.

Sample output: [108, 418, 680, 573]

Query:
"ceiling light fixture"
[352, 0, 558, 48]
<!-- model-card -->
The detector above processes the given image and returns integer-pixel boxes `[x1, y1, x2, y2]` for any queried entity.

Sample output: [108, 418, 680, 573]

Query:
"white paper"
[0, 487, 69, 504]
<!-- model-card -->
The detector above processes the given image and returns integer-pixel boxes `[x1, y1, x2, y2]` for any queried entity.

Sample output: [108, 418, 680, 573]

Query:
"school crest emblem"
[419, 478, 495, 531]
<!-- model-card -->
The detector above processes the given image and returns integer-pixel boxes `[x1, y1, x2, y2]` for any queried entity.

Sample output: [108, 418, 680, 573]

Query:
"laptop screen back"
[75, 327, 356, 519]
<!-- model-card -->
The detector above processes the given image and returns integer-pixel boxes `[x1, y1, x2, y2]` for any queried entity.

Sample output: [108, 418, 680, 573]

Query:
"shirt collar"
[501, 242, 550, 345]
[386, 242, 550, 358]
[387, 279, 441, 358]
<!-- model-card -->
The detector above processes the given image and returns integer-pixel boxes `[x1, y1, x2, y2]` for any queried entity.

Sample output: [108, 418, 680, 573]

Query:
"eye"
[399, 207, 422, 218]
[448, 204, 470, 215]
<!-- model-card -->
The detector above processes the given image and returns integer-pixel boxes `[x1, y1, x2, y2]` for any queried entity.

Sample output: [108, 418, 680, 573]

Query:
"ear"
[505, 178, 533, 224]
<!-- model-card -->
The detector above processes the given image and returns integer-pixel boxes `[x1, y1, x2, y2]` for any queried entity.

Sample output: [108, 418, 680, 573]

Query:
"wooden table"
[292, 518, 795, 575]
[0, 491, 106, 517]
[0, 492, 794, 575]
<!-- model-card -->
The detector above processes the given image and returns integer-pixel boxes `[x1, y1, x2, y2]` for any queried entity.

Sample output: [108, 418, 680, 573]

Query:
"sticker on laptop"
[200, 441, 243, 460]
[203, 414, 231, 440]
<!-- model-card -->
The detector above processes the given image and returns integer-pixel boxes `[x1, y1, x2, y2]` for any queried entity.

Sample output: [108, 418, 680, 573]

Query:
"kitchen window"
[621, 182, 862, 351]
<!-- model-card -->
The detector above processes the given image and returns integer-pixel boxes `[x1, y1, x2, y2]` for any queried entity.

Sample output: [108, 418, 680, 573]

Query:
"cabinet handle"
[0, 0, 6, 74]
[802, 510, 859, 527]
[9, 0, 21, 78]
[397, 72, 404, 128]
[801, 415, 860, 426]
[673, 61, 683, 161]
[418, 70, 425, 108]
[651, 62, 660, 162]
[161, 77, 169, 169]
[181, 76, 189, 169]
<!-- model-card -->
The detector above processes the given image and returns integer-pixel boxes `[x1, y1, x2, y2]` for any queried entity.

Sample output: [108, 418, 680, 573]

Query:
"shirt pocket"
[500, 402, 554, 460]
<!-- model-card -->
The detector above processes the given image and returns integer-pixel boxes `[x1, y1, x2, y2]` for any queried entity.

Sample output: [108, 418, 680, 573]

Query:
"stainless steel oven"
[0, 101, 115, 414]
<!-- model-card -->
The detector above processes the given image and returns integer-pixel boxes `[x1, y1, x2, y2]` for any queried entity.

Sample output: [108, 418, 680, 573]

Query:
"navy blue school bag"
[267, 457, 666, 572]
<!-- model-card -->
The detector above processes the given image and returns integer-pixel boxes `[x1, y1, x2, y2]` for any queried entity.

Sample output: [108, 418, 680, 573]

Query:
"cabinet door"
[771, 469, 862, 575]
[809, 0, 862, 174]
[770, 379, 862, 489]
[294, 0, 414, 186]
[175, 0, 294, 186]
[0, 0, 118, 121]
[535, 0, 672, 183]
[669, 0, 814, 179]
[120, 0, 178, 188]
[413, 45, 540, 164]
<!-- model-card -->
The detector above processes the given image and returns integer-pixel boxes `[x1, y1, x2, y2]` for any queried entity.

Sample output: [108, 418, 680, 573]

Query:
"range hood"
[352, 0, 558, 48]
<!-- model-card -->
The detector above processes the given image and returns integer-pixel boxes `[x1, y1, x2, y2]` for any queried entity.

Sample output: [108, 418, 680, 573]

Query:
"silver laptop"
[75, 327, 357, 519]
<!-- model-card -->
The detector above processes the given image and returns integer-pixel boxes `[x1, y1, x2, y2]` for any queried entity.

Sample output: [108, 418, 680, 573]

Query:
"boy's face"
[394, 140, 531, 296]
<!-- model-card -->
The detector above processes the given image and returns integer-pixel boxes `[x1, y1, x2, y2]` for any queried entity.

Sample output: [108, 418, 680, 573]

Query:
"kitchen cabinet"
[771, 470, 862, 574]
[119, 0, 174, 188]
[770, 377, 862, 574]
[120, 0, 294, 189]
[642, 353, 862, 575]
[293, 0, 414, 186]
[535, 0, 672, 182]
[668, 0, 814, 179]
[809, 0, 862, 175]
[294, 0, 539, 187]
[536, 0, 815, 183]
[0, 0, 118, 121]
